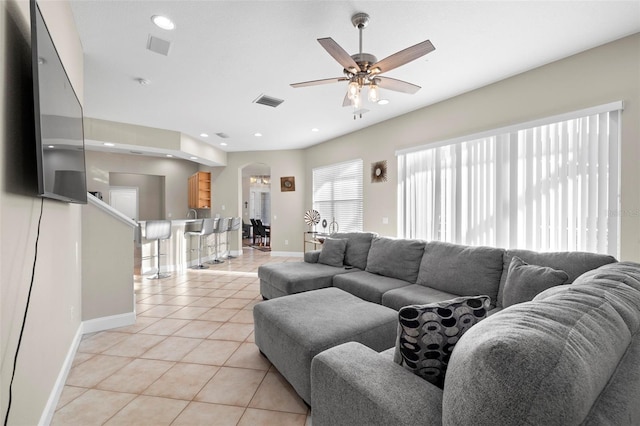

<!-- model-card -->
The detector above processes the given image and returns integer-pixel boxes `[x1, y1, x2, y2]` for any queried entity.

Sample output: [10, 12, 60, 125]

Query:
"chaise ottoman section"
[253, 287, 398, 404]
[258, 262, 354, 299]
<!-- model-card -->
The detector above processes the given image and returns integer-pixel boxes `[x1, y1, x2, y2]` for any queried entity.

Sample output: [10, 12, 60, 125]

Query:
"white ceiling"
[70, 1, 640, 155]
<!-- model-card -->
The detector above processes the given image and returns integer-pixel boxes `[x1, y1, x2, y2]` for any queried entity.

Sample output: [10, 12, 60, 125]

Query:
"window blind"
[398, 103, 621, 256]
[313, 159, 363, 232]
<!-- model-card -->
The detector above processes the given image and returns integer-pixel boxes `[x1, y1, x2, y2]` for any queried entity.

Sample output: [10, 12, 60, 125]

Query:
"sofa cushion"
[318, 238, 347, 267]
[382, 284, 459, 311]
[502, 256, 569, 308]
[258, 262, 353, 299]
[496, 249, 616, 308]
[393, 295, 490, 388]
[365, 237, 425, 283]
[334, 271, 410, 304]
[416, 242, 504, 307]
[442, 270, 640, 425]
[330, 232, 377, 270]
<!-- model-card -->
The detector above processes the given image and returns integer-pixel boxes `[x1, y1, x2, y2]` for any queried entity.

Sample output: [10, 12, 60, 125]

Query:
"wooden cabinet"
[188, 171, 211, 209]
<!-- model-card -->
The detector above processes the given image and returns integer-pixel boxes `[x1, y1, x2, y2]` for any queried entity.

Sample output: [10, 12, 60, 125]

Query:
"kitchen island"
[136, 218, 231, 275]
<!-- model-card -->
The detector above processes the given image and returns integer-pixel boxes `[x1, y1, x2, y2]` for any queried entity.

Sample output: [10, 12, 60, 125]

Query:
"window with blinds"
[397, 102, 622, 256]
[313, 159, 363, 232]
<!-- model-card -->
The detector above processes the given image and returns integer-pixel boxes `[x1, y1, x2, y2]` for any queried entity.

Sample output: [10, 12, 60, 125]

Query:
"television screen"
[31, 0, 87, 204]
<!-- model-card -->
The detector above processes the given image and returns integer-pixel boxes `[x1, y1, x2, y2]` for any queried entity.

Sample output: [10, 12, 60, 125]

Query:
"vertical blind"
[313, 159, 363, 232]
[397, 102, 622, 256]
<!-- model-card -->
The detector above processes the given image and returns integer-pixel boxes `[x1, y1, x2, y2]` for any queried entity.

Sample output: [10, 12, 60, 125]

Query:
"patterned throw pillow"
[393, 295, 490, 388]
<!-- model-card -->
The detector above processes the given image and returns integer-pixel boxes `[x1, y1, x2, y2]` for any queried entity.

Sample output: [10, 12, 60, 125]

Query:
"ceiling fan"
[290, 12, 435, 110]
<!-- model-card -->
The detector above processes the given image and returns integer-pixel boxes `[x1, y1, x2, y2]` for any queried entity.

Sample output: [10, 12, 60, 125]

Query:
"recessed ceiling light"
[103, 142, 115, 147]
[254, 133, 262, 137]
[377, 99, 390, 105]
[220, 142, 228, 146]
[190, 156, 198, 160]
[151, 15, 175, 30]
[48, 145, 54, 148]
[311, 128, 319, 132]
[200, 133, 209, 138]
[166, 154, 173, 157]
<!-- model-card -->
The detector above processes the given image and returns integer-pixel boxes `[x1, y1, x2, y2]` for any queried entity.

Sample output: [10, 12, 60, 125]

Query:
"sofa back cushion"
[416, 242, 504, 307]
[502, 256, 569, 308]
[330, 232, 377, 270]
[317, 238, 348, 267]
[442, 263, 640, 425]
[497, 249, 617, 308]
[365, 237, 425, 283]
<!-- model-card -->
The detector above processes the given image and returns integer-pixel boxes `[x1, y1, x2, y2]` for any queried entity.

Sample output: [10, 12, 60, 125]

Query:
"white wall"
[1, 0, 84, 424]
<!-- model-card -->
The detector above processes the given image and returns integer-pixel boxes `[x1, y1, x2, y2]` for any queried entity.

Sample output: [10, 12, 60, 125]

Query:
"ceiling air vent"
[130, 151, 144, 155]
[215, 132, 230, 139]
[147, 35, 171, 56]
[253, 94, 284, 108]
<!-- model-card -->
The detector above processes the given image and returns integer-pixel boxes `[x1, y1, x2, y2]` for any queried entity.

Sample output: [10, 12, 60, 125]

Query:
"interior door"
[109, 187, 139, 221]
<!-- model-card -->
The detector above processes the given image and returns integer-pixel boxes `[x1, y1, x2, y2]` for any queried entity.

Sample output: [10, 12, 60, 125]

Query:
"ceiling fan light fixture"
[347, 81, 360, 99]
[352, 93, 362, 109]
[368, 83, 379, 103]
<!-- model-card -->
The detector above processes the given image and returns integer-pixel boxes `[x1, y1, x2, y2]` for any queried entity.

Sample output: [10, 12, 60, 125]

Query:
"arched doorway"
[241, 163, 271, 249]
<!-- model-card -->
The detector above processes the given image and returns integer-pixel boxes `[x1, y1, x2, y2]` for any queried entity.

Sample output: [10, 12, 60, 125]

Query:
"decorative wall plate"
[371, 160, 388, 183]
[281, 176, 296, 192]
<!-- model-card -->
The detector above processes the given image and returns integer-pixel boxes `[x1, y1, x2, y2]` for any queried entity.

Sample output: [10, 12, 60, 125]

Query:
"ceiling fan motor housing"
[350, 53, 377, 70]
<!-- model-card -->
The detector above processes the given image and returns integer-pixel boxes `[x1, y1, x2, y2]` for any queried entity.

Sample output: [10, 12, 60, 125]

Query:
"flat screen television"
[31, 0, 87, 204]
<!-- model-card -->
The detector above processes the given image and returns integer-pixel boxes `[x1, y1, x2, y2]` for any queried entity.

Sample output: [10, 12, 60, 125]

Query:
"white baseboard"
[270, 251, 304, 257]
[81, 311, 136, 334]
[39, 324, 83, 426]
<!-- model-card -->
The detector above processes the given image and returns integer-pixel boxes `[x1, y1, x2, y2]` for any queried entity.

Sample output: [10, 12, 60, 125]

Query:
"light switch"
[382, 217, 389, 224]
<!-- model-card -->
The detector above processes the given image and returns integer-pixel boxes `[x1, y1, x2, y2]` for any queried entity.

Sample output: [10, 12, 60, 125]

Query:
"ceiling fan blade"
[370, 40, 435, 74]
[290, 77, 347, 88]
[376, 77, 421, 94]
[318, 37, 361, 72]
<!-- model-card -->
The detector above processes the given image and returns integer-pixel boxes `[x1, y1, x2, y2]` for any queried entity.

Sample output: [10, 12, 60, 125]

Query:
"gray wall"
[86, 151, 201, 220]
[82, 202, 134, 321]
[109, 172, 165, 220]
[1, 1, 84, 424]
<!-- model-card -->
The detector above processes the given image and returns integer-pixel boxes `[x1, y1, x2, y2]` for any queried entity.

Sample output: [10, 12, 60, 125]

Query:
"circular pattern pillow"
[393, 295, 490, 388]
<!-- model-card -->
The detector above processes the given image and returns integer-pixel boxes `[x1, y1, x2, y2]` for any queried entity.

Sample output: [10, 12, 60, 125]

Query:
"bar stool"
[145, 220, 172, 279]
[208, 217, 229, 264]
[185, 219, 213, 269]
[226, 217, 241, 259]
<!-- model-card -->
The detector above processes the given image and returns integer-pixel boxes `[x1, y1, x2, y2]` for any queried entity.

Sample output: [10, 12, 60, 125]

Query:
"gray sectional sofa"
[254, 232, 640, 425]
[258, 232, 616, 311]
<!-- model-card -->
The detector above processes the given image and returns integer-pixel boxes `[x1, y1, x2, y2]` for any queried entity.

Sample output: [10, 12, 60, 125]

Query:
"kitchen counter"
[136, 218, 225, 274]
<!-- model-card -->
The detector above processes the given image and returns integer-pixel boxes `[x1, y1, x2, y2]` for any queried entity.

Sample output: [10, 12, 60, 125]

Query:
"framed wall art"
[371, 160, 388, 183]
[280, 176, 296, 192]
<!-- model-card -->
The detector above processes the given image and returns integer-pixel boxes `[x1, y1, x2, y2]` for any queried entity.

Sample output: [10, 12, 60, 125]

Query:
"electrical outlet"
[382, 217, 389, 224]
[222, 205, 225, 210]
[285, 240, 289, 245]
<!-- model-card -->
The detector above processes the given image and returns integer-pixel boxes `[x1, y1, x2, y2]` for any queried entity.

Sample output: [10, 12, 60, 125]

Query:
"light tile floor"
[52, 248, 311, 426]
